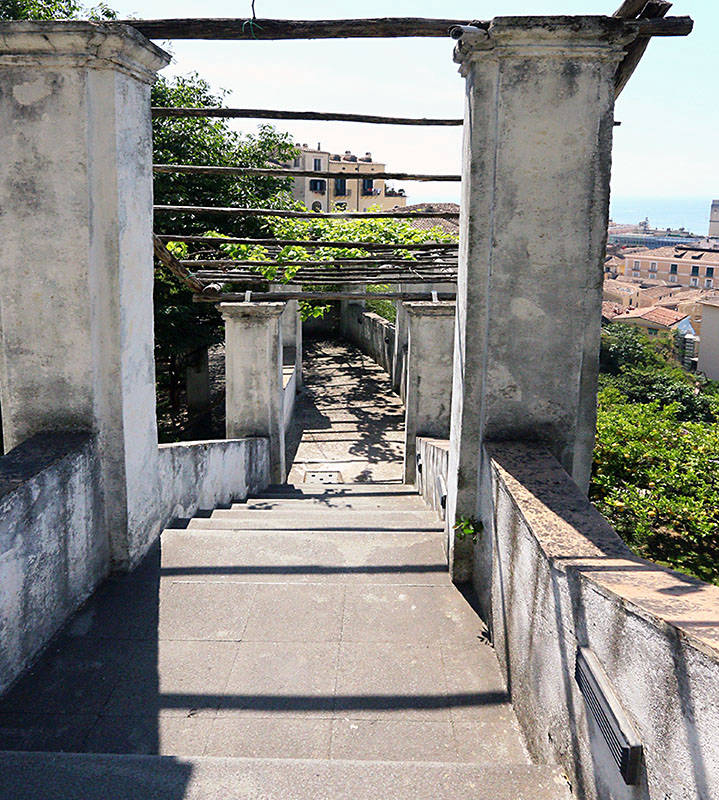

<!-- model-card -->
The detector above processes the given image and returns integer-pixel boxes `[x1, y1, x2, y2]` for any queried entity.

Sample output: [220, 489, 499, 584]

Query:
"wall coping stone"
[220, 302, 286, 320]
[404, 301, 456, 317]
[0, 21, 170, 83]
[487, 440, 719, 661]
[0, 432, 92, 501]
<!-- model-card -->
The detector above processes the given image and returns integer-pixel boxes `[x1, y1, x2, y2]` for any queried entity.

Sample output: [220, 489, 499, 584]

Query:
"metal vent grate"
[575, 647, 643, 785]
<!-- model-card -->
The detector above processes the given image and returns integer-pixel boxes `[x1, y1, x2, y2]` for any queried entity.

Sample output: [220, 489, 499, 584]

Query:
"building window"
[632, 270, 640, 277]
[309, 179, 326, 194]
[293, 157, 301, 167]
[633, 260, 640, 268]
[313, 158, 322, 171]
[649, 261, 658, 272]
[647, 327, 659, 335]
[690, 276, 699, 287]
[670, 263, 678, 274]
[669, 274, 678, 283]
[334, 177, 347, 196]
[705, 278, 714, 288]
[361, 177, 374, 196]
[707, 267, 714, 278]
[691, 265, 699, 276]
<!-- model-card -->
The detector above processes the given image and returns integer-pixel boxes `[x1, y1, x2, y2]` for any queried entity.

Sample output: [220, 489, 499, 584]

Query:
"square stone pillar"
[447, 17, 636, 564]
[221, 303, 286, 483]
[0, 22, 170, 570]
[394, 283, 457, 399]
[403, 302, 456, 484]
[270, 284, 303, 389]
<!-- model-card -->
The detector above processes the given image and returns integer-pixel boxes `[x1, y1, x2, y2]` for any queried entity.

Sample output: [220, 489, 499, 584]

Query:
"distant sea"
[610, 196, 714, 237]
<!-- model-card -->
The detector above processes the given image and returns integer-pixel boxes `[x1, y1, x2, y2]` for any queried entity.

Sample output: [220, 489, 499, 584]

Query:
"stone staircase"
[0, 482, 570, 799]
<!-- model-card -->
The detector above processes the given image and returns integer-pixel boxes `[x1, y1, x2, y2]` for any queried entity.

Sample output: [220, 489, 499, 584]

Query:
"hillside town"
[602, 199, 719, 378]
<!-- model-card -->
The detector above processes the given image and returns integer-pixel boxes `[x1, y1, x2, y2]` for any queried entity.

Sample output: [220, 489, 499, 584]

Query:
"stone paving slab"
[0, 752, 571, 800]
[158, 530, 450, 584]
[0, 339, 564, 795]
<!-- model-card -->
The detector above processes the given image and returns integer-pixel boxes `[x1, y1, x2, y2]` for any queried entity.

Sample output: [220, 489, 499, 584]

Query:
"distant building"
[698, 298, 719, 379]
[611, 305, 694, 336]
[710, 200, 719, 238]
[607, 220, 701, 249]
[283, 144, 407, 213]
[619, 244, 719, 289]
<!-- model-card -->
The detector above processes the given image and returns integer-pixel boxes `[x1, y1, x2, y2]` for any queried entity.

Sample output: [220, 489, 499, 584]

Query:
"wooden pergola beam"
[123, 17, 480, 40]
[614, 1, 677, 97]
[153, 164, 461, 182]
[194, 290, 458, 303]
[156, 235, 458, 249]
[154, 205, 460, 220]
[123, 16, 691, 41]
[151, 107, 463, 126]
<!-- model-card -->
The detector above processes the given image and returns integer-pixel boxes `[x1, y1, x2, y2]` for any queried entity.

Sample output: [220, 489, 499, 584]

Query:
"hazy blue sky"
[113, 1, 716, 225]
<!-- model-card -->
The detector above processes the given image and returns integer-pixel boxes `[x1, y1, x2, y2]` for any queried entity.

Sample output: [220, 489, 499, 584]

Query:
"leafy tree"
[591, 388, 719, 585]
[0, 0, 115, 20]
[599, 323, 668, 374]
[151, 74, 297, 435]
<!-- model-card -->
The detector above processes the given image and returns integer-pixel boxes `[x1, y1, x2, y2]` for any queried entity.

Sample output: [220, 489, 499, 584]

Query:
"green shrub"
[591, 388, 719, 585]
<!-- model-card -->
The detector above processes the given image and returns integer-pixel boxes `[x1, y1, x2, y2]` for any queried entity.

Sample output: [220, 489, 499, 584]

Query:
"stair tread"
[0, 752, 571, 800]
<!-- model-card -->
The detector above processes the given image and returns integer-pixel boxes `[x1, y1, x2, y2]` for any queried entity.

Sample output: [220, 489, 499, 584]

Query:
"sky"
[111, 1, 717, 230]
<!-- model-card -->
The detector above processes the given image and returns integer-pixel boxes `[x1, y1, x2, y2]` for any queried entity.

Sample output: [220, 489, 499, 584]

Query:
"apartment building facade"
[621, 245, 719, 289]
[284, 144, 407, 212]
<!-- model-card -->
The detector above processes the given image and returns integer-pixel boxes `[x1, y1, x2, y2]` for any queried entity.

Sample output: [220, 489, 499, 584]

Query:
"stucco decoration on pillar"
[446, 17, 638, 571]
[221, 302, 286, 483]
[0, 22, 170, 570]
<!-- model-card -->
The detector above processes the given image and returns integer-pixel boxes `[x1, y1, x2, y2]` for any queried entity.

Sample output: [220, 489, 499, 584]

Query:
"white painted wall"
[698, 302, 719, 379]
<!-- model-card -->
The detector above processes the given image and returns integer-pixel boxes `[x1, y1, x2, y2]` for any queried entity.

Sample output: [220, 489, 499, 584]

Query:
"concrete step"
[159, 528, 449, 585]
[237, 495, 429, 511]
[186, 511, 443, 532]
[259, 483, 416, 494]
[0, 752, 571, 800]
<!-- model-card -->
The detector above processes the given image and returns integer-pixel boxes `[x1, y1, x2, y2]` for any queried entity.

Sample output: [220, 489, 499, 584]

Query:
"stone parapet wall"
[158, 438, 270, 522]
[478, 441, 719, 800]
[342, 309, 396, 376]
[0, 433, 107, 693]
[416, 437, 450, 521]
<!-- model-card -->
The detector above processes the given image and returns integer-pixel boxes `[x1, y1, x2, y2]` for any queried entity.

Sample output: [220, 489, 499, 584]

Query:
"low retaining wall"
[0, 433, 107, 693]
[416, 437, 449, 520]
[158, 437, 270, 521]
[478, 441, 719, 800]
[342, 308, 396, 376]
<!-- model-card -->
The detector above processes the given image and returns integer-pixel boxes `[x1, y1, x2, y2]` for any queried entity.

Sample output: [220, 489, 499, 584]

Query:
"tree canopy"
[0, 0, 115, 20]
[592, 324, 719, 584]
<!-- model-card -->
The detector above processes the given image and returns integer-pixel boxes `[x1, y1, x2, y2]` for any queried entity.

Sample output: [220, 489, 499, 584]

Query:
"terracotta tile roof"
[602, 302, 624, 320]
[391, 203, 460, 236]
[621, 246, 719, 264]
[616, 306, 688, 328]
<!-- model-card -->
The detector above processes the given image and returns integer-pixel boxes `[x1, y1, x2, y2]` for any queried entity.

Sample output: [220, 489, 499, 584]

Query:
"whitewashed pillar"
[446, 17, 636, 569]
[0, 22, 170, 570]
[221, 302, 286, 483]
[403, 302, 455, 483]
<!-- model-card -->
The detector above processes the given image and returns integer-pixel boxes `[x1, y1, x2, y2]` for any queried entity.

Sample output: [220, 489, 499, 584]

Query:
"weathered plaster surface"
[478, 441, 719, 800]
[446, 17, 635, 577]
[221, 303, 286, 483]
[158, 438, 270, 522]
[403, 302, 455, 483]
[342, 309, 396, 376]
[0, 433, 107, 693]
[0, 23, 170, 571]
